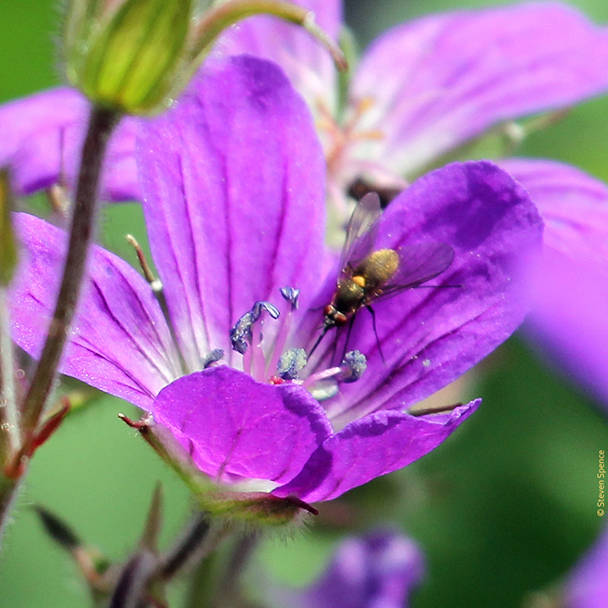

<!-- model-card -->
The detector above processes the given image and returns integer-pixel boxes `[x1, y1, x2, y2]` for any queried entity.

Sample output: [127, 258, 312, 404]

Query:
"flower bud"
[63, 0, 346, 115]
[65, 0, 193, 114]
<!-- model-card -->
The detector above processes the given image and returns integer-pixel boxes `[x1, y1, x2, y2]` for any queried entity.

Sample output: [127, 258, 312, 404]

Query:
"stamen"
[277, 348, 307, 380]
[230, 311, 256, 355]
[46, 184, 69, 217]
[230, 302, 280, 379]
[302, 350, 367, 388]
[408, 402, 463, 417]
[201, 349, 224, 369]
[309, 381, 339, 402]
[340, 350, 367, 383]
[252, 301, 280, 320]
[126, 235, 158, 287]
[266, 287, 300, 377]
[126, 234, 189, 374]
[279, 286, 300, 310]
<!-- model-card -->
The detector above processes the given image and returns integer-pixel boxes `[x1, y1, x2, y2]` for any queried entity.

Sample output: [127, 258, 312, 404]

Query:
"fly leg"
[339, 314, 357, 363]
[366, 305, 386, 365]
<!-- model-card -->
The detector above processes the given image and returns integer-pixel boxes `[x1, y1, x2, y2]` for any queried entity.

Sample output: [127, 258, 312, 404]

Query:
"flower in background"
[0, 89, 140, 202]
[1, 4, 603, 408]
[269, 531, 424, 608]
[218, 0, 608, 410]
[218, 1, 608, 210]
[564, 525, 608, 608]
[498, 159, 608, 407]
[9, 56, 541, 509]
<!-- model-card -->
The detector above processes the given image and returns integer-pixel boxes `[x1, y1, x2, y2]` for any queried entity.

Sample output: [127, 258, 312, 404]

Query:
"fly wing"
[382, 242, 455, 295]
[339, 192, 382, 272]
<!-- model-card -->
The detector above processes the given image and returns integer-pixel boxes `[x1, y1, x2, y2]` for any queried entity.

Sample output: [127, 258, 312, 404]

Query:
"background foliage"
[1, 1, 607, 606]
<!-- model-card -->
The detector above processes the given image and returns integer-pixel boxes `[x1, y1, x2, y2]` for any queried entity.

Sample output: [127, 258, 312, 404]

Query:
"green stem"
[190, 0, 347, 72]
[0, 473, 21, 547]
[0, 287, 19, 454]
[211, 533, 260, 608]
[20, 106, 121, 434]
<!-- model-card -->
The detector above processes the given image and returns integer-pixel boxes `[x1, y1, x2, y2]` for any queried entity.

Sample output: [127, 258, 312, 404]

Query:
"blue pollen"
[340, 350, 367, 383]
[230, 300, 281, 354]
[277, 348, 308, 380]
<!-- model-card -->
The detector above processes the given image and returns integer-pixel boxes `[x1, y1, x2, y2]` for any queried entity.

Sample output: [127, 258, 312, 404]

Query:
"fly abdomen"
[354, 249, 399, 292]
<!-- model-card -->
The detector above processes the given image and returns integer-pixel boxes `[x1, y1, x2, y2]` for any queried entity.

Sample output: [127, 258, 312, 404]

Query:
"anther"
[252, 301, 280, 320]
[309, 381, 339, 402]
[230, 301, 280, 355]
[201, 349, 224, 369]
[277, 348, 307, 380]
[279, 286, 300, 310]
[339, 350, 367, 383]
[230, 311, 255, 355]
[46, 184, 70, 217]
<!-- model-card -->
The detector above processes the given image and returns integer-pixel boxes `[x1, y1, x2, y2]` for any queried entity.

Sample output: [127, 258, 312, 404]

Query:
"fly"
[309, 192, 455, 359]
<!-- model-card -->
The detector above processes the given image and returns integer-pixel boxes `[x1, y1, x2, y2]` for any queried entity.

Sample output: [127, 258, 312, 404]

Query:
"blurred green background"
[1, 1, 608, 607]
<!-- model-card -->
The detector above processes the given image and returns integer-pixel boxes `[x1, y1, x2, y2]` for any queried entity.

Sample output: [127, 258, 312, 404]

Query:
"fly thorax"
[334, 278, 366, 314]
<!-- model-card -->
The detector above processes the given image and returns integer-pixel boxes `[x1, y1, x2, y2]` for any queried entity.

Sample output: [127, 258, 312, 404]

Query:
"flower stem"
[0, 276, 23, 548]
[20, 106, 121, 434]
[210, 533, 259, 608]
[0, 287, 19, 454]
[0, 474, 22, 546]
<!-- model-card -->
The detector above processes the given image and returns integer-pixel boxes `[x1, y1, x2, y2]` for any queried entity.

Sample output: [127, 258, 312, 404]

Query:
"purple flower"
[4, 2, 608, 210]
[9, 56, 541, 503]
[498, 159, 608, 406]
[218, 1, 608, 208]
[1, 2, 600, 406]
[0, 88, 140, 202]
[565, 525, 608, 608]
[217, 0, 608, 408]
[270, 531, 424, 608]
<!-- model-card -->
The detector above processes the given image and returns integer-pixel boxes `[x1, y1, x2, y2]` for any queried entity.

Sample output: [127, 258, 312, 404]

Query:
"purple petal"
[274, 399, 479, 502]
[350, 2, 608, 177]
[0, 88, 140, 201]
[216, 0, 341, 114]
[565, 525, 608, 608]
[9, 214, 181, 410]
[138, 56, 327, 369]
[151, 366, 332, 485]
[316, 161, 541, 423]
[279, 531, 424, 608]
[500, 158, 608, 408]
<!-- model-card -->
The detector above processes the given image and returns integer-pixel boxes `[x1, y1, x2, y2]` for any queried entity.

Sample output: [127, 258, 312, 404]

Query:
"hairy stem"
[0, 288, 19, 453]
[211, 533, 260, 608]
[21, 106, 120, 434]
[0, 474, 21, 547]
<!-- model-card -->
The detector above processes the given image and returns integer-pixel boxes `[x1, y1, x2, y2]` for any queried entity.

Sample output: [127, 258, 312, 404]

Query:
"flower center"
[317, 96, 384, 184]
[228, 288, 367, 406]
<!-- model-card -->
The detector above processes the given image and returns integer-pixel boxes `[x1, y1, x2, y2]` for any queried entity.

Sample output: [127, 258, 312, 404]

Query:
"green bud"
[66, 0, 193, 114]
[0, 171, 18, 286]
[65, 0, 346, 116]
[198, 491, 318, 528]
[33, 505, 82, 550]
